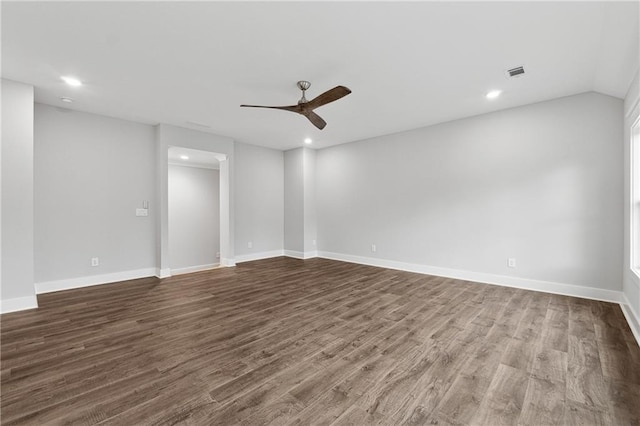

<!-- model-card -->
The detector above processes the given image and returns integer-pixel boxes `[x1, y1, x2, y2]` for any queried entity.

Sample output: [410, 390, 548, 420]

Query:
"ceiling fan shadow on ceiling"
[240, 81, 351, 130]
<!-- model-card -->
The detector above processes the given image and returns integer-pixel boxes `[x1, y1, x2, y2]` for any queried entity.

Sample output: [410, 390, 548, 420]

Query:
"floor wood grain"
[1, 257, 639, 425]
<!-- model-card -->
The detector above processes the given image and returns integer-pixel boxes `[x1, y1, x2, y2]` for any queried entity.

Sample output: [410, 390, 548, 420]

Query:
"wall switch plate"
[91, 257, 99, 267]
[136, 208, 148, 217]
[371, 244, 377, 253]
[508, 258, 516, 268]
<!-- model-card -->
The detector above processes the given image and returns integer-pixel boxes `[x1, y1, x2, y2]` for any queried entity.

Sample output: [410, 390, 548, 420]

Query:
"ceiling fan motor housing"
[297, 80, 311, 104]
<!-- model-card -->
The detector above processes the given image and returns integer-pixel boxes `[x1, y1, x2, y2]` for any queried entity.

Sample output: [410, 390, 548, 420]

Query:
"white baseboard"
[284, 250, 304, 259]
[317, 251, 623, 304]
[0, 295, 38, 314]
[621, 293, 640, 348]
[234, 249, 318, 263]
[17, 252, 639, 349]
[319, 250, 638, 347]
[236, 250, 284, 263]
[221, 258, 236, 267]
[170, 263, 220, 275]
[156, 268, 171, 279]
[35, 268, 157, 294]
[303, 250, 318, 259]
[284, 250, 318, 260]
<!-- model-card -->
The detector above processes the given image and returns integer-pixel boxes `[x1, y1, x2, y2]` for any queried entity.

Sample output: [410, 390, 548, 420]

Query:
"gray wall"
[303, 148, 317, 254]
[623, 71, 640, 327]
[168, 165, 220, 271]
[3, 84, 632, 318]
[317, 92, 623, 290]
[32, 106, 285, 282]
[284, 147, 317, 257]
[156, 124, 234, 271]
[284, 148, 304, 253]
[1, 79, 36, 310]
[234, 142, 284, 258]
[34, 103, 157, 282]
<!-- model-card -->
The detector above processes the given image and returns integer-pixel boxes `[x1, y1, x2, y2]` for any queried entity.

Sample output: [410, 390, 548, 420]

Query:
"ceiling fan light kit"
[241, 80, 351, 130]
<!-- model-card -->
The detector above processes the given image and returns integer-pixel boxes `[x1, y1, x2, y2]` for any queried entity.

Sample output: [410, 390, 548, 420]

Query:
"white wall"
[317, 92, 623, 293]
[1, 79, 37, 312]
[623, 71, 640, 339]
[234, 142, 284, 261]
[34, 103, 157, 292]
[168, 165, 219, 272]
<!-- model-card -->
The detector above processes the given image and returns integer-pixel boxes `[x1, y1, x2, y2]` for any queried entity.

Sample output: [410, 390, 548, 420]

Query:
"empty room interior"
[2, 1, 640, 425]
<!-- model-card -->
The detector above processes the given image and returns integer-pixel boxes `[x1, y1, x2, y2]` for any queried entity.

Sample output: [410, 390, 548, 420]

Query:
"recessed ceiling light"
[486, 90, 502, 99]
[61, 76, 82, 87]
[60, 97, 73, 103]
[180, 155, 189, 160]
[304, 138, 312, 144]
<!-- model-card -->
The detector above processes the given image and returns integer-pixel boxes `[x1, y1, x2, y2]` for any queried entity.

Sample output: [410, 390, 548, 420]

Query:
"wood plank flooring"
[1, 257, 639, 425]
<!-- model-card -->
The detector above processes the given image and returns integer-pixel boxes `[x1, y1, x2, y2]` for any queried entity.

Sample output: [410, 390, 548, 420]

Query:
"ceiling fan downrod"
[297, 80, 311, 104]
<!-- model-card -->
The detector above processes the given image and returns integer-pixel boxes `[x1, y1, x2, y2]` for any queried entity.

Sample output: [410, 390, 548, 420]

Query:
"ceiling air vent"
[507, 66, 525, 78]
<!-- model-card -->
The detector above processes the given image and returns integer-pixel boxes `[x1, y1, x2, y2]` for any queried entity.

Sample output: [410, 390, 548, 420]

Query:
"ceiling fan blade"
[305, 111, 327, 130]
[240, 104, 301, 113]
[305, 86, 351, 110]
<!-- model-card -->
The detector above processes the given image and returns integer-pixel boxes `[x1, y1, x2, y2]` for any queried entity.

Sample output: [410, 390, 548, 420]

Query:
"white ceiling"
[2, 1, 638, 151]
[168, 147, 223, 169]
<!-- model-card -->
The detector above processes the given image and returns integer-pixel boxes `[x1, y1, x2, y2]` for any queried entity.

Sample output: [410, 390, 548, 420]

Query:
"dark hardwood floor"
[1, 257, 639, 425]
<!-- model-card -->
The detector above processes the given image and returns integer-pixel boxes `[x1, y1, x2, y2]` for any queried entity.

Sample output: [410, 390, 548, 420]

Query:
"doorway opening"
[167, 147, 225, 274]
[632, 115, 640, 278]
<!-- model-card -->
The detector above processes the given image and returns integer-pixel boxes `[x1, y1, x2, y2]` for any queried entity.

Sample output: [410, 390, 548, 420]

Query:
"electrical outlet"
[508, 258, 516, 268]
[248, 241, 253, 249]
[371, 244, 377, 253]
[312, 239, 317, 246]
[91, 257, 99, 267]
[216, 252, 220, 259]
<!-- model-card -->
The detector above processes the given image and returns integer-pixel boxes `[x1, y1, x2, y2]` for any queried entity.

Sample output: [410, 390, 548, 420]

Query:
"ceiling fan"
[241, 81, 351, 130]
